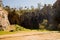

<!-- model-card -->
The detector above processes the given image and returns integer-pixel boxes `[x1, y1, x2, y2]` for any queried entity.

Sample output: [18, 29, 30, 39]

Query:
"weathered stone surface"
[0, 7, 10, 31]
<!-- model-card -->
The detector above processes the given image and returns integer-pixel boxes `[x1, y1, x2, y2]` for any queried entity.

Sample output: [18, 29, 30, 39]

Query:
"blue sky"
[3, 0, 56, 8]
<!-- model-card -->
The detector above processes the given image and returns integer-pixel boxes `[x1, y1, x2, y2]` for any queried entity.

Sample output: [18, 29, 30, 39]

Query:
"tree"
[31, 6, 34, 12]
[8, 8, 20, 25]
[52, 0, 60, 30]
[4, 6, 10, 12]
[37, 3, 41, 10]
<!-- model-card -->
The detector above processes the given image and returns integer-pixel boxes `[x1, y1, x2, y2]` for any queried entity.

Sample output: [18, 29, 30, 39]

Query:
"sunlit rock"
[0, 7, 10, 31]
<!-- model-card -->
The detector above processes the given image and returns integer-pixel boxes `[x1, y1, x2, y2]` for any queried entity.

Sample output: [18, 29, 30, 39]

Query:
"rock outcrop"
[0, 7, 10, 31]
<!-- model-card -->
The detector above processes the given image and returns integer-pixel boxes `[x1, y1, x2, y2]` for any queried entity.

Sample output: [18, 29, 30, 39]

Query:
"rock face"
[0, 7, 10, 31]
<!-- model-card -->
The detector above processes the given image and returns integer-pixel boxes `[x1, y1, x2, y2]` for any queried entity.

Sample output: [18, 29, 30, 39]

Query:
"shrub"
[15, 25, 30, 31]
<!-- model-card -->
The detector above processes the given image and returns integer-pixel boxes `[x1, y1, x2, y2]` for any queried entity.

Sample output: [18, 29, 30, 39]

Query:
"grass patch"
[0, 24, 49, 35]
[0, 29, 49, 35]
[0, 31, 17, 35]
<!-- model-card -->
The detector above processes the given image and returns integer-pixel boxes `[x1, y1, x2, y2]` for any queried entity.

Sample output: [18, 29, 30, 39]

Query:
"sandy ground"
[0, 31, 60, 40]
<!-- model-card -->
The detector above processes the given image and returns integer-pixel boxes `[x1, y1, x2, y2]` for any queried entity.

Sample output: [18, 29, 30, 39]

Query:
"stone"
[0, 7, 10, 31]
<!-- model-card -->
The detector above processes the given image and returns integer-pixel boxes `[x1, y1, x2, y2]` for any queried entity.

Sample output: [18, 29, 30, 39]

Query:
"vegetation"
[0, 0, 60, 32]
[0, 31, 16, 35]
[15, 25, 31, 31]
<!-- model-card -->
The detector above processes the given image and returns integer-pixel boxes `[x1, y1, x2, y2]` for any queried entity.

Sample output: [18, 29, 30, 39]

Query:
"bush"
[15, 25, 30, 31]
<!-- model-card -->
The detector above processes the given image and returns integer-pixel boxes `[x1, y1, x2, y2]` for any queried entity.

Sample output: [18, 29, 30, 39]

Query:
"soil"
[0, 31, 60, 40]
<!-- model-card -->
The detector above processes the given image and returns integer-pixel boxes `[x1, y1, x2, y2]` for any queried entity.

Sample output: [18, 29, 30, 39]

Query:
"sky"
[3, 0, 56, 9]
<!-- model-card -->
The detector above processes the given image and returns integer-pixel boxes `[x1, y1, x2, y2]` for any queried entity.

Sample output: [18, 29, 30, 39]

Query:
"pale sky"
[3, 0, 56, 8]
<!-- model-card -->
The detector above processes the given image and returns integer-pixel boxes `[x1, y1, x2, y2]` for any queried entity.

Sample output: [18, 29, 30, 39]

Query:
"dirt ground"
[0, 31, 60, 40]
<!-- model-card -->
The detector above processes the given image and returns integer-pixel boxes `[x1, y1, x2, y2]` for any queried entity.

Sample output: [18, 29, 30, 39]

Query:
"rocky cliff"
[0, 7, 10, 31]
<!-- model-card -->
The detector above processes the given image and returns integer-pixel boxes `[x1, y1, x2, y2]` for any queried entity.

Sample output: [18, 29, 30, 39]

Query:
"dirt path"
[0, 31, 60, 40]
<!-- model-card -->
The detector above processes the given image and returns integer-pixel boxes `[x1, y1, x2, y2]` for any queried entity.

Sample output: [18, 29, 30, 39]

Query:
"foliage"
[15, 25, 30, 31]
[2, 0, 60, 31]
